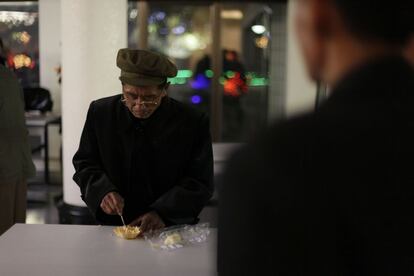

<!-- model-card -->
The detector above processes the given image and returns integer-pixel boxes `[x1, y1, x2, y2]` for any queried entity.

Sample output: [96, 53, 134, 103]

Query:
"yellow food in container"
[113, 226, 141, 239]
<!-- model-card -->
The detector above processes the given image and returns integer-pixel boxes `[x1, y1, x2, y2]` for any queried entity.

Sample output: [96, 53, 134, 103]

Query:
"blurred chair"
[24, 87, 61, 189]
[23, 87, 53, 113]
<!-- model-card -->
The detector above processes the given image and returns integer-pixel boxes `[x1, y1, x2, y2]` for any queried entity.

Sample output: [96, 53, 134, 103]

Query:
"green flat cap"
[116, 48, 178, 86]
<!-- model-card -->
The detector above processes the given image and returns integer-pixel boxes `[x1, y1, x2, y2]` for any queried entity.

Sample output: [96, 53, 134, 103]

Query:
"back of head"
[295, 0, 414, 84]
[333, 0, 413, 46]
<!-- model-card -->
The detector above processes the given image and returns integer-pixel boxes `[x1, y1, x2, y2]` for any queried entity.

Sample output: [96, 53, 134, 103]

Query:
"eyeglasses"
[121, 93, 163, 107]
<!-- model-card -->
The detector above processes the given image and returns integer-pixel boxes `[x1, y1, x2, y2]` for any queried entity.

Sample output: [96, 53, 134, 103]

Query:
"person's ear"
[305, 0, 336, 82]
[310, 0, 335, 41]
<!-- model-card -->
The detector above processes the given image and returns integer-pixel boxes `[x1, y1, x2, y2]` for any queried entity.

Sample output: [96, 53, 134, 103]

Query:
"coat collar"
[317, 54, 413, 114]
[327, 54, 413, 103]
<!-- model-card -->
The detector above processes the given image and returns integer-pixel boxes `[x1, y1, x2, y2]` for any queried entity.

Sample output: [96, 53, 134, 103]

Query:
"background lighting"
[191, 95, 202, 104]
[172, 25, 186, 35]
[0, 11, 37, 26]
[255, 36, 269, 49]
[251, 24, 266, 34]
[221, 10, 243, 20]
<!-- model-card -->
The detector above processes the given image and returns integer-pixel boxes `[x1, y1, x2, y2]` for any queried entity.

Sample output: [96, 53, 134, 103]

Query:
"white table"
[0, 224, 217, 276]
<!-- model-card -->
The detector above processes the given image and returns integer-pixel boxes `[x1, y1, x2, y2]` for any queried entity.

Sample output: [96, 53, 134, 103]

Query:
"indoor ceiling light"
[221, 10, 243, 20]
[251, 24, 266, 35]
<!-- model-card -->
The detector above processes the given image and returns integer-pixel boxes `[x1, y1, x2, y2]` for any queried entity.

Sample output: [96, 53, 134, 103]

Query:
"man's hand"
[130, 211, 165, 234]
[100, 192, 124, 215]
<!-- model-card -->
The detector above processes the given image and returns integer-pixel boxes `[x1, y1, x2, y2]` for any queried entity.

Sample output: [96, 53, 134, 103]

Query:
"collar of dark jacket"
[324, 54, 413, 106]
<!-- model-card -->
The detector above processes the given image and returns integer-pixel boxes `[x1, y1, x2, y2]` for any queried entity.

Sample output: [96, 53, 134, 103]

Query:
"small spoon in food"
[119, 213, 126, 229]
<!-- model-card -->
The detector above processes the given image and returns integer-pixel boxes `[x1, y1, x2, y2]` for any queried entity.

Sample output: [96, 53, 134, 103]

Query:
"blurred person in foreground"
[0, 64, 35, 235]
[73, 49, 213, 233]
[219, 0, 414, 275]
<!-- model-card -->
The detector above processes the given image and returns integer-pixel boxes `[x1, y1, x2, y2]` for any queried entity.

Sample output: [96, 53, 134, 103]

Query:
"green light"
[226, 70, 235, 78]
[249, 77, 268, 86]
[176, 69, 193, 78]
[205, 70, 213, 78]
[168, 77, 187, 85]
[168, 69, 192, 85]
[167, 77, 176, 84]
[148, 25, 157, 34]
[176, 77, 187, 85]
[219, 76, 226, 85]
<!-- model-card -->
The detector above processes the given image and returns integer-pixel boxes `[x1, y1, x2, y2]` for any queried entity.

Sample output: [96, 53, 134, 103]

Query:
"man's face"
[122, 83, 166, 119]
[294, 0, 330, 82]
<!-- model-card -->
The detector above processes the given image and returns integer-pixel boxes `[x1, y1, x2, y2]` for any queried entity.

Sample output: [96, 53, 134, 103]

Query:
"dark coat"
[218, 56, 414, 275]
[0, 65, 35, 182]
[73, 96, 214, 226]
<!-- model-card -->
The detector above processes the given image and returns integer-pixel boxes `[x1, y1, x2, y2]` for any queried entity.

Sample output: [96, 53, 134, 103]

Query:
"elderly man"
[73, 49, 213, 232]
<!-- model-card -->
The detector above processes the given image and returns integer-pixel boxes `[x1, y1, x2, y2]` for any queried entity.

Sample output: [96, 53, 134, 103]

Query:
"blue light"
[155, 11, 166, 21]
[172, 25, 186, 35]
[191, 95, 202, 105]
[149, 11, 166, 23]
[191, 74, 210, 90]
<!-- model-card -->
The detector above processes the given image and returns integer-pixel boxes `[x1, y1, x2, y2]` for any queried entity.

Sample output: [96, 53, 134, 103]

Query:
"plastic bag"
[144, 223, 210, 251]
